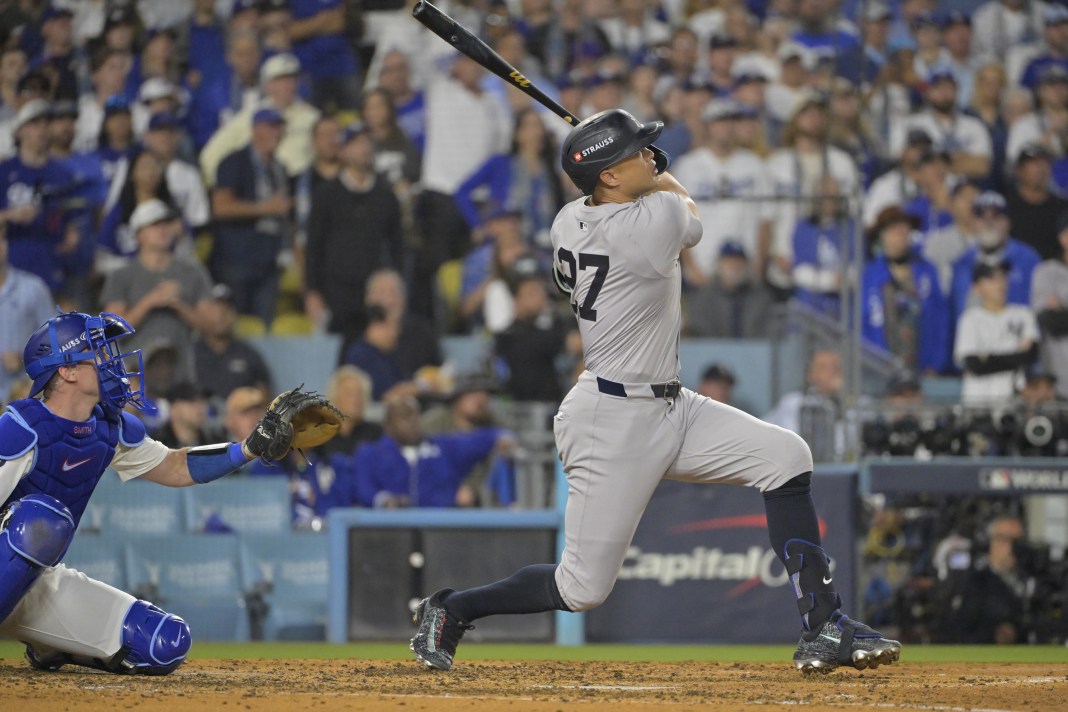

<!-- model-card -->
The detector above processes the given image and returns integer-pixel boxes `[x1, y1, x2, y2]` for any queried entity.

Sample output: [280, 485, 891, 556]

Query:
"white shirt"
[106, 156, 210, 229]
[551, 192, 702, 383]
[1006, 111, 1062, 165]
[889, 109, 993, 160]
[420, 77, 511, 194]
[672, 146, 771, 275]
[74, 95, 148, 154]
[955, 304, 1040, 404]
[972, 0, 1047, 60]
[863, 168, 916, 228]
[0, 433, 169, 506]
[1031, 259, 1068, 398]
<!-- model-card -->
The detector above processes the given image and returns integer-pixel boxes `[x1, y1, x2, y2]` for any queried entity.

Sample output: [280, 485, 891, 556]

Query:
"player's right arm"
[645, 171, 699, 219]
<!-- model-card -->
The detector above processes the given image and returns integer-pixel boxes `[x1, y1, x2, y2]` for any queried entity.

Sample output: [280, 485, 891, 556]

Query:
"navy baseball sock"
[763, 472, 841, 632]
[442, 564, 571, 622]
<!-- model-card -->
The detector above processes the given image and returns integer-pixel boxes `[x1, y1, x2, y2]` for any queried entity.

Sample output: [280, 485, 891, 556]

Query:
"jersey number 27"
[557, 248, 609, 322]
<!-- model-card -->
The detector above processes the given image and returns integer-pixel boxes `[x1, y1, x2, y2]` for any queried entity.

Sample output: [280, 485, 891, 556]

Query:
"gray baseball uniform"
[549, 191, 812, 612]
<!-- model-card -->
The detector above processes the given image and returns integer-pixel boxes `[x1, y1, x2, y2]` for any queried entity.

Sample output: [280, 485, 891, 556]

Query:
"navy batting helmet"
[561, 109, 670, 195]
[23, 311, 150, 411]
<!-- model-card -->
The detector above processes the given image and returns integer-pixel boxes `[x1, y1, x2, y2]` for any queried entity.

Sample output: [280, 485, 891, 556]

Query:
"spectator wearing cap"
[0, 99, 79, 294]
[685, 240, 775, 339]
[93, 95, 136, 185]
[211, 107, 293, 326]
[1006, 144, 1068, 260]
[910, 13, 950, 85]
[75, 47, 143, 154]
[100, 198, 213, 380]
[704, 33, 740, 97]
[200, 53, 321, 186]
[459, 208, 533, 333]
[1006, 64, 1068, 165]
[674, 99, 772, 285]
[598, 0, 671, 66]
[950, 190, 1042, 319]
[191, 282, 273, 402]
[955, 261, 1040, 403]
[862, 206, 949, 373]
[28, 4, 78, 102]
[186, 30, 262, 152]
[924, 181, 983, 292]
[697, 363, 737, 407]
[792, 174, 856, 319]
[288, 0, 360, 110]
[153, 382, 220, 448]
[493, 271, 569, 403]
[860, 1, 894, 77]
[454, 107, 564, 255]
[137, 78, 185, 134]
[903, 148, 955, 234]
[304, 122, 403, 336]
[0, 219, 55, 404]
[766, 93, 859, 295]
[864, 128, 932, 228]
[941, 12, 978, 109]
[1020, 4, 1068, 90]
[315, 365, 383, 460]
[1031, 212, 1068, 396]
[765, 45, 812, 124]
[973, 0, 1047, 61]
[890, 66, 993, 181]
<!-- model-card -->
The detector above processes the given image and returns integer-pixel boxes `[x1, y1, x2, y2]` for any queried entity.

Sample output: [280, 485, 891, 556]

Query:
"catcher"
[0, 311, 342, 674]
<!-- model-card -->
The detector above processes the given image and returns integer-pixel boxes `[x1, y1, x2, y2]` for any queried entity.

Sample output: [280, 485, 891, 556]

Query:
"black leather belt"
[596, 377, 681, 400]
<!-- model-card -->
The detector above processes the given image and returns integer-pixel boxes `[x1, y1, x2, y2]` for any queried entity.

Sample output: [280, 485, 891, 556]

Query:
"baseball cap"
[448, 373, 498, 401]
[1043, 3, 1068, 25]
[939, 10, 971, 28]
[147, 111, 181, 131]
[905, 128, 933, 148]
[731, 60, 771, 85]
[911, 12, 939, 30]
[971, 259, 1008, 283]
[586, 70, 626, 89]
[863, 2, 892, 22]
[790, 90, 827, 119]
[701, 363, 736, 385]
[168, 382, 208, 403]
[129, 199, 175, 234]
[17, 70, 51, 96]
[139, 77, 178, 104]
[870, 206, 921, 237]
[252, 107, 286, 126]
[260, 53, 301, 83]
[49, 100, 78, 119]
[104, 7, 137, 30]
[719, 240, 748, 260]
[341, 121, 370, 144]
[916, 147, 950, 166]
[41, 4, 74, 22]
[972, 190, 1008, 215]
[887, 370, 921, 396]
[1039, 64, 1068, 84]
[104, 94, 132, 115]
[226, 386, 268, 415]
[14, 99, 50, 130]
[926, 66, 957, 85]
[708, 33, 739, 51]
[702, 99, 739, 123]
[1017, 143, 1054, 166]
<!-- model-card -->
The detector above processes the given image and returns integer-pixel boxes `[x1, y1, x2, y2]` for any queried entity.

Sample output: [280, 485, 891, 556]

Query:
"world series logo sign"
[979, 467, 1068, 492]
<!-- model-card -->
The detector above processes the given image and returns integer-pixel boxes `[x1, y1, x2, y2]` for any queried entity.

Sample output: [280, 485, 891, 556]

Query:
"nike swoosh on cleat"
[62, 457, 93, 472]
[819, 633, 840, 643]
[822, 576, 833, 584]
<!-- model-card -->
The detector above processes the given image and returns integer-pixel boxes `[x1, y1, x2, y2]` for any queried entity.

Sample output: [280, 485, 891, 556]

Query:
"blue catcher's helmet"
[23, 311, 150, 411]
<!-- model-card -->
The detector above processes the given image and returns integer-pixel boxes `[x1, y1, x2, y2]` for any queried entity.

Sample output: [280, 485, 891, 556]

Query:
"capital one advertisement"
[585, 473, 857, 643]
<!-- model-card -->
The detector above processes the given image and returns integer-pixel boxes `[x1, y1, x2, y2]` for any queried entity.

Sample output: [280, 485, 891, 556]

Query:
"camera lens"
[1024, 415, 1054, 447]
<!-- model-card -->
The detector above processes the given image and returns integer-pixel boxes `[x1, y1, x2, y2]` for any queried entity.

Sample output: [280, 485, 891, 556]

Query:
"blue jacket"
[792, 217, 855, 318]
[330, 429, 503, 509]
[949, 239, 1041, 319]
[861, 255, 949, 373]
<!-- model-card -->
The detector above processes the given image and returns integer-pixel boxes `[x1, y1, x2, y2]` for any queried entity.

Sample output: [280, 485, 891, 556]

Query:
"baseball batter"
[411, 109, 901, 674]
[0, 311, 335, 674]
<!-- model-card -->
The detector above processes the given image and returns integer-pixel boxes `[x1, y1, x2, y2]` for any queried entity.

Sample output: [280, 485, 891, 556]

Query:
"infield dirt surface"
[1, 659, 1066, 711]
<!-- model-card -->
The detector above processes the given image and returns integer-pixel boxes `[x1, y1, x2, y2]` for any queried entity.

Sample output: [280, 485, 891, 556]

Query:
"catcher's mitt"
[242, 386, 344, 461]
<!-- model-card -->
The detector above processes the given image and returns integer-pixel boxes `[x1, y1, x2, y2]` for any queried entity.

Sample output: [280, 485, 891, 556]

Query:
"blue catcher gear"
[0, 494, 76, 623]
[25, 601, 191, 675]
[23, 311, 150, 411]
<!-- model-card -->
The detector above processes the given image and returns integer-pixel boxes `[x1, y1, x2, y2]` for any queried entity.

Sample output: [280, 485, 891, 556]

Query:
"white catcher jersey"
[551, 191, 702, 384]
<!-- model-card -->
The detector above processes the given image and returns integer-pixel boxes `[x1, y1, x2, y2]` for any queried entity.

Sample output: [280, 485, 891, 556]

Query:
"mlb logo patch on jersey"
[579, 221, 588, 231]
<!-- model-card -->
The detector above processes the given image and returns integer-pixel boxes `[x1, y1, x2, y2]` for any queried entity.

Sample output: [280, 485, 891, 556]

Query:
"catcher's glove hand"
[242, 386, 345, 461]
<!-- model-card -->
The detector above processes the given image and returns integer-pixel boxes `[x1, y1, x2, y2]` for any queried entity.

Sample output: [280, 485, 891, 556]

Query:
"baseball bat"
[412, 0, 580, 125]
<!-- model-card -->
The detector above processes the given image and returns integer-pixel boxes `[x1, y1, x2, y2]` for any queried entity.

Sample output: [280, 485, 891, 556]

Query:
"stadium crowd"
[4, 0, 1068, 517]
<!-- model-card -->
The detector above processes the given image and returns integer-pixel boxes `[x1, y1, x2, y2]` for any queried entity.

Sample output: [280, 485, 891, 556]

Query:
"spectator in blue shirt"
[289, 0, 360, 110]
[0, 100, 77, 294]
[862, 206, 949, 374]
[0, 221, 55, 403]
[950, 190, 1042, 319]
[183, 0, 228, 85]
[329, 396, 515, 510]
[793, 175, 856, 319]
[1019, 4, 1068, 91]
[186, 30, 262, 151]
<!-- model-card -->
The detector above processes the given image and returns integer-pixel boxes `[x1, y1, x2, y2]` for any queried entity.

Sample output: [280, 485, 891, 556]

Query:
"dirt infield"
[1, 659, 1066, 711]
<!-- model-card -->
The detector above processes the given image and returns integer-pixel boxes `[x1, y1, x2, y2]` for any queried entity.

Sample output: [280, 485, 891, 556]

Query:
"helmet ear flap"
[650, 145, 670, 175]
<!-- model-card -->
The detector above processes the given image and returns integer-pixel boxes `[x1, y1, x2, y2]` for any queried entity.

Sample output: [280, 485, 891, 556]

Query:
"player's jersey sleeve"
[0, 452, 35, 505]
[109, 436, 170, 482]
[633, 191, 703, 277]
